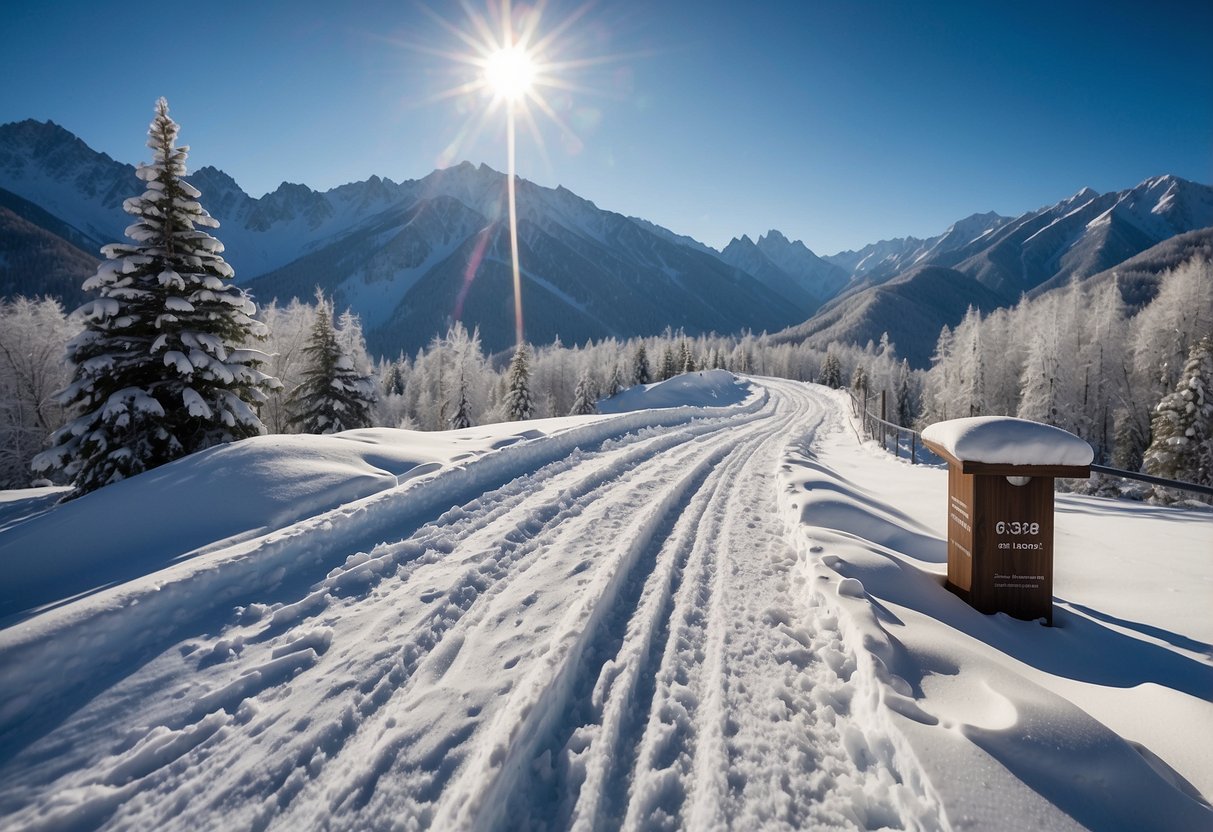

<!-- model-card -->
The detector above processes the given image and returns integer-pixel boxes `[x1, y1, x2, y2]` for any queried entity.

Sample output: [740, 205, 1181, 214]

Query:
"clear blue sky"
[2, 0, 1210, 254]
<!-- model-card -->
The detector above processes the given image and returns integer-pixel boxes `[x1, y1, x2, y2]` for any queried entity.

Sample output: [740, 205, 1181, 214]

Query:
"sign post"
[922, 417, 1092, 625]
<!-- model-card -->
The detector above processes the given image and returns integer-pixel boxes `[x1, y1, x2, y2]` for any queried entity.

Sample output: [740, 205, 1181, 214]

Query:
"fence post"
[911, 431, 917, 464]
[880, 391, 887, 450]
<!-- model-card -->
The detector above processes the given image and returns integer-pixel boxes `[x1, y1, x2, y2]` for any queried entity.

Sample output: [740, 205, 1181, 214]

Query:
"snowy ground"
[0, 372, 1209, 831]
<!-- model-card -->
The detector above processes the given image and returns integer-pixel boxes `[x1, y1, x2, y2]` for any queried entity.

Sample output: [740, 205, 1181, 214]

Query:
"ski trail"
[0, 379, 952, 831]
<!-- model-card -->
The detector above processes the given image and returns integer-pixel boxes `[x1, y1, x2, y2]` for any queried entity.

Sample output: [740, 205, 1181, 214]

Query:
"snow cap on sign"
[921, 416, 1093, 467]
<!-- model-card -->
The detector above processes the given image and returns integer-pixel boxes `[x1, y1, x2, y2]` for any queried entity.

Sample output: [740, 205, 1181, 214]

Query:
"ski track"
[0, 380, 947, 831]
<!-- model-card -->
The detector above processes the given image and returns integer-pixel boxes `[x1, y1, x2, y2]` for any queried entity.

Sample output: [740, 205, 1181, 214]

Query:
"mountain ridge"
[1, 118, 1209, 360]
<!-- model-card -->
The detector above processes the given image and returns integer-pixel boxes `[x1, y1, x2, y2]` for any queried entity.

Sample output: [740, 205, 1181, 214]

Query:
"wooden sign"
[924, 438, 1090, 626]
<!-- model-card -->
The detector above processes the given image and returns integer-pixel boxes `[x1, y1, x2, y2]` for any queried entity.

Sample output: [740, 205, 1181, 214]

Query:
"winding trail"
[0, 379, 945, 831]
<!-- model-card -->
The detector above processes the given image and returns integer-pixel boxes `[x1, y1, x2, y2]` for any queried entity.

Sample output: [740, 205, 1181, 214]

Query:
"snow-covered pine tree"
[570, 369, 598, 415]
[632, 343, 651, 386]
[504, 343, 534, 421]
[286, 293, 376, 434]
[659, 345, 677, 381]
[449, 369, 472, 429]
[605, 363, 624, 398]
[819, 352, 842, 389]
[679, 340, 695, 374]
[33, 99, 277, 496]
[1143, 334, 1213, 496]
[383, 359, 406, 398]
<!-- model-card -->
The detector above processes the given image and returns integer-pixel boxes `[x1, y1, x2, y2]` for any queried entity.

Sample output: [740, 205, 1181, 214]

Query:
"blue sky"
[2, 0, 1209, 254]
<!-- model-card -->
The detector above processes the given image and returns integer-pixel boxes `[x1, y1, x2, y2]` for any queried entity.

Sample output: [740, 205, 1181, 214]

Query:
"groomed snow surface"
[0, 371, 1209, 831]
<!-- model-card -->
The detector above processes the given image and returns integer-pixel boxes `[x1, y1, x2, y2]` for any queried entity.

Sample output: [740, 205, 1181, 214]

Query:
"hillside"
[772, 265, 1009, 367]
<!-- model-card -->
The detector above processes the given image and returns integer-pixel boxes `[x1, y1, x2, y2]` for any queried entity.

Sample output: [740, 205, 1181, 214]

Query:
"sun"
[483, 46, 535, 103]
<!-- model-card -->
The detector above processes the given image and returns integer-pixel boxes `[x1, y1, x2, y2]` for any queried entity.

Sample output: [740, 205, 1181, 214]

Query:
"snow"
[598, 369, 750, 413]
[0, 377, 1208, 830]
[921, 415, 1094, 467]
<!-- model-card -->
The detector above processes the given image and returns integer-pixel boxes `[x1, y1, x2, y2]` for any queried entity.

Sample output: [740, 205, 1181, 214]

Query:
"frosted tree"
[605, 363, 624, 398]
[632, 343, 651, 386]
[1143, 335, 1213, 496]
[818, 352, 842, 389]
[954, 307, 986, 417]
[1018, 289, 1082, 433]
[504, 343, 534, 421]
[259, 298, 317, 433]
[1117, 257, 1213, 469]
[570, 369, 598, 415]
[895, 359, 916, 428]
[287, 293, 377, 434]
[1078, 280, 1129, 460]
[383, 358, 406, 398]
[850, 364, 869, 399]
[679, 340, 695, 374]
[440, 323, 489, 429]
[34, 99, 277, 496]
[0, 297, 74, 487]
[449, 369, 472, 429]
[980, 308, 1027, 418]
[375, 354, 411, 429]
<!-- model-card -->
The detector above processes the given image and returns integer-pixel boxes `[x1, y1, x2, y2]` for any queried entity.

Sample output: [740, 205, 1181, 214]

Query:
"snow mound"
[0, 424, 581, 622]
[599, 369, 751, 413]
[922, 416, 1093, 467]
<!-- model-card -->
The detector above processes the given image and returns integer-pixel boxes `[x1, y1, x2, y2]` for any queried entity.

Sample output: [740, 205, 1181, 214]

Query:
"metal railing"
[848, 390, 1213, 499]
[1088, 464, 1213, 498]
[848, 390, 941, 465]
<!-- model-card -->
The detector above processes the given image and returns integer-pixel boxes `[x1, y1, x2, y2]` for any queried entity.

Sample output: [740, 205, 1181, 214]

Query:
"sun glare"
[409, 0, 621, 345]
[484, 46, 535, 102]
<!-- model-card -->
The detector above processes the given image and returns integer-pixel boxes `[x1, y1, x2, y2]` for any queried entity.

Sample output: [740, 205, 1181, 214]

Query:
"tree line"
[919, 260, 1212, 493]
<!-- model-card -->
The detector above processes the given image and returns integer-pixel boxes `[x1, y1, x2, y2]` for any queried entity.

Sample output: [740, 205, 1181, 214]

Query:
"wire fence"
[847, 389, 1213, 499]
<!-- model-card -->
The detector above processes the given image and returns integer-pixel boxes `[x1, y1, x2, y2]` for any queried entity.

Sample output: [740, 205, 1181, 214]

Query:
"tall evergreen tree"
[819, 352, 842, 389]
[679, 340, 696, 374]
[570, 369, 598, 415]
[1143, 335, 1213, 494]
[504, 343, 534, 421]
[449, 369, 472, 429]
[605, 363, 624, 398]
[895, 359, 916, 428]
[659, 345, 677, 381]
[287, 294, 377, 434]
[632, 343, 651, 386]
[34, 99, 277, 496]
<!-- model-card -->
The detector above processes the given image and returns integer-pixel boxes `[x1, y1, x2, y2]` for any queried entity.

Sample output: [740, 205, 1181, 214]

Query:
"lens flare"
[402, 1, 628, 345]
[484, 46, 535, 103]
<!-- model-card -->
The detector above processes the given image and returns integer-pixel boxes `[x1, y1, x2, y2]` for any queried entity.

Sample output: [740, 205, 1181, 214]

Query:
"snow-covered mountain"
[0, 120, 802, 355]
[772, 265, 1009, 367]
[823, 211, 1012, 285]
[790, 177, 1213, 365]
[0, 189, 97, 307]
[2, 118, 1211, 360]
[719, 230, 848, 316]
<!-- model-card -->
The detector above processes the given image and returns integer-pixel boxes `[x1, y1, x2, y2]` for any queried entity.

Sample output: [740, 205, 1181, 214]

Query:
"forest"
[3, 251, 1210, 499]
